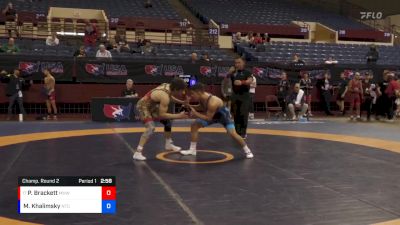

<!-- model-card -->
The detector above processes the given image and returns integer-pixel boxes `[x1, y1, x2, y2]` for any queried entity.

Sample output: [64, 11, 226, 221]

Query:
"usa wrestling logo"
[19, 62, 39, 74]
[85, 64, 104, 76]
[103, 103, 132, 121]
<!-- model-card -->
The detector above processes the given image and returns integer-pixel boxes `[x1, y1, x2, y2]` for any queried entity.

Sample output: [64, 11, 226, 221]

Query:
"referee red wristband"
[241, 80, 247, 85]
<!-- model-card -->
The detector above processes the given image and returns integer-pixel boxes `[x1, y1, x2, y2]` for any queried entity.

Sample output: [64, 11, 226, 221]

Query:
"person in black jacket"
[228, 57, 253, 139]
[317, 72, 334, 115]
[0, 69, 30, 120]
[366, 45, 379, 64]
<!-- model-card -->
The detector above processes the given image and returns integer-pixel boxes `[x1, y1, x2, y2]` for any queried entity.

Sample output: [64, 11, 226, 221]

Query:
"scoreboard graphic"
[18, 176, 116, 214]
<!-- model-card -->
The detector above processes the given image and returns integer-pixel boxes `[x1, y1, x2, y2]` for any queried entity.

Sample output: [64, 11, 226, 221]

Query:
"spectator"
[336, 72, 348, 115]
[262, 33, 271, 43]
[277, 72, 290, 116]
[221, 75, 232, 110]
[325, 56, 338, 64]
[292, 54, 305, 66]
[253, 33, 263, 45]
[376, 72, 391, 120]
[189, 52, 198, 64]
[84, 20, 98, 49]
[384, 73, 400, 121]
[287, 83, 308, 121]
[244, 32, 254, 44]
[137, 38, 145, 49]
[362, 72, 377, 121]
[141, 40, 156, 55]
[0, 69, 30, 121]
[299, 72, 313, 116]
[348, 72, 363, 120]
[2, 2, 18, 37]
[201, 52, 211, 62]
[144, 0, 152, 8]
[249, 74, 256, 120]
[46, 33, 59, 46]
[317, 72, 333, 115]
[228, 57, 253, 139]
[2, 37, 19, 53]
[96, 44, 112, 58]
[43, 69, 57, 120]
[73, 46, 86, 57]
[395, 89, 400, 117]
[122, 79, 138, 98]
[232, 32, 242, 43]
[366, 44, 379, 64]
[115, 33, 130, 52]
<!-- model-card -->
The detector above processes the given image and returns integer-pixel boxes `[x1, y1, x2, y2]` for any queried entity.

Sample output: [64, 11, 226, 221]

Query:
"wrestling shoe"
[180, 149, 197, 156]
[165, 143, 182, 151]
[133, 151, 146, 161]
[245, 151, 254, 159]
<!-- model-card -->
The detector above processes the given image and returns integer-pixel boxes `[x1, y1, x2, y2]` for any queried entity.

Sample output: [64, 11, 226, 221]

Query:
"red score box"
[101, 186, 116, 200]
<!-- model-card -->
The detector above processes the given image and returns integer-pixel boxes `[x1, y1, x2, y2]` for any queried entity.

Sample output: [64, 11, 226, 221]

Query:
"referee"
[228, 57, 253, 139]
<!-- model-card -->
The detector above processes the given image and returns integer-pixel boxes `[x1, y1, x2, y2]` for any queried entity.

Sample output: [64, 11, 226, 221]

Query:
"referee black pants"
[231, 93, 250, 137]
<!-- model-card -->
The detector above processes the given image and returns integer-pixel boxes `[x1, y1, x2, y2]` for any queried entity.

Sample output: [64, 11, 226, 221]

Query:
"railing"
[0, 17, 219, 46]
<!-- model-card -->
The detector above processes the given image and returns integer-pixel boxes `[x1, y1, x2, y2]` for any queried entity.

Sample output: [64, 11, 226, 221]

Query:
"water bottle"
[19, 114, 23, 122]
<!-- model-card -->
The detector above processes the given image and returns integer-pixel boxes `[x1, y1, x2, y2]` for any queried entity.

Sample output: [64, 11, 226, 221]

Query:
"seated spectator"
[253, 33, 263, 45]
[366, 44, 379, 64]
[262, 33, 271, 43]
[2, 2, 18, 37]
[325, 56, 338, 64]
[122, 79, 138, 98]
[287, 83, 308, 120]
[244, 32, 254, 44]
[73, 46, 86, 57]
[84, 20, 98, 49]
[140, 40, 156, 55]
[2, 37, 19, 53]
[292, 54, 305, 66]
[232, 32, 242, 43]
[201, 52, 211, 62]
[96, 44, 112, 58]
[144, 0, 152, 8]
[46, 33, 59, 46]
[115, 33, 130, 53]
[189, 52, 198, 64]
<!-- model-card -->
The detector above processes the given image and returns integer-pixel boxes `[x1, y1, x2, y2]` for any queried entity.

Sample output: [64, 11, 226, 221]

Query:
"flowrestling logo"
[85, 63, 127, 76]
[145, 64, 184, 76]
[19, 61, 64, 74]
[360, 12, 383, 20]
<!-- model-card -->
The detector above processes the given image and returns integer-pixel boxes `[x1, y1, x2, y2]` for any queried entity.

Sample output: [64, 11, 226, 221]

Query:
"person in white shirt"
[287, 83, 308, 120]
[96, 44, 112, 58]
[325, 56, 338, 64]
[46, 33, 59, 46]
[249, 74, 256, 120]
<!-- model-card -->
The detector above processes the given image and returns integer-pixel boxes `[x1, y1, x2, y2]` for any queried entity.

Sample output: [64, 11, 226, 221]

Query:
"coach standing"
[0, 69, 29, 120]
[228, 57, 253, 139]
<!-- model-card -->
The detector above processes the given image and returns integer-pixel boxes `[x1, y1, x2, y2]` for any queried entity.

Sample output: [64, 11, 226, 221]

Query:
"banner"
[0, 55, 73, 81]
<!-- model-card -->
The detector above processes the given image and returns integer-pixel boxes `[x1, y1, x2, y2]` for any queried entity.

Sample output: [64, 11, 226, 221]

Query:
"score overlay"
[18, 176, 116, 214]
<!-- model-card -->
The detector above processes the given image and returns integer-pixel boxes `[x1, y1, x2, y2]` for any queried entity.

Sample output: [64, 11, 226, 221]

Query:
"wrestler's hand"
[177, 111, 189, 119]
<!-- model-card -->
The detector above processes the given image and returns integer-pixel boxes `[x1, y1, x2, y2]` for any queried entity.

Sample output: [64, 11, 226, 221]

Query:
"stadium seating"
[236, 42, 400, 65]
[0, 0, 181, 20]
[181, 0, 370, 30]
[0, 38, 233, 61]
